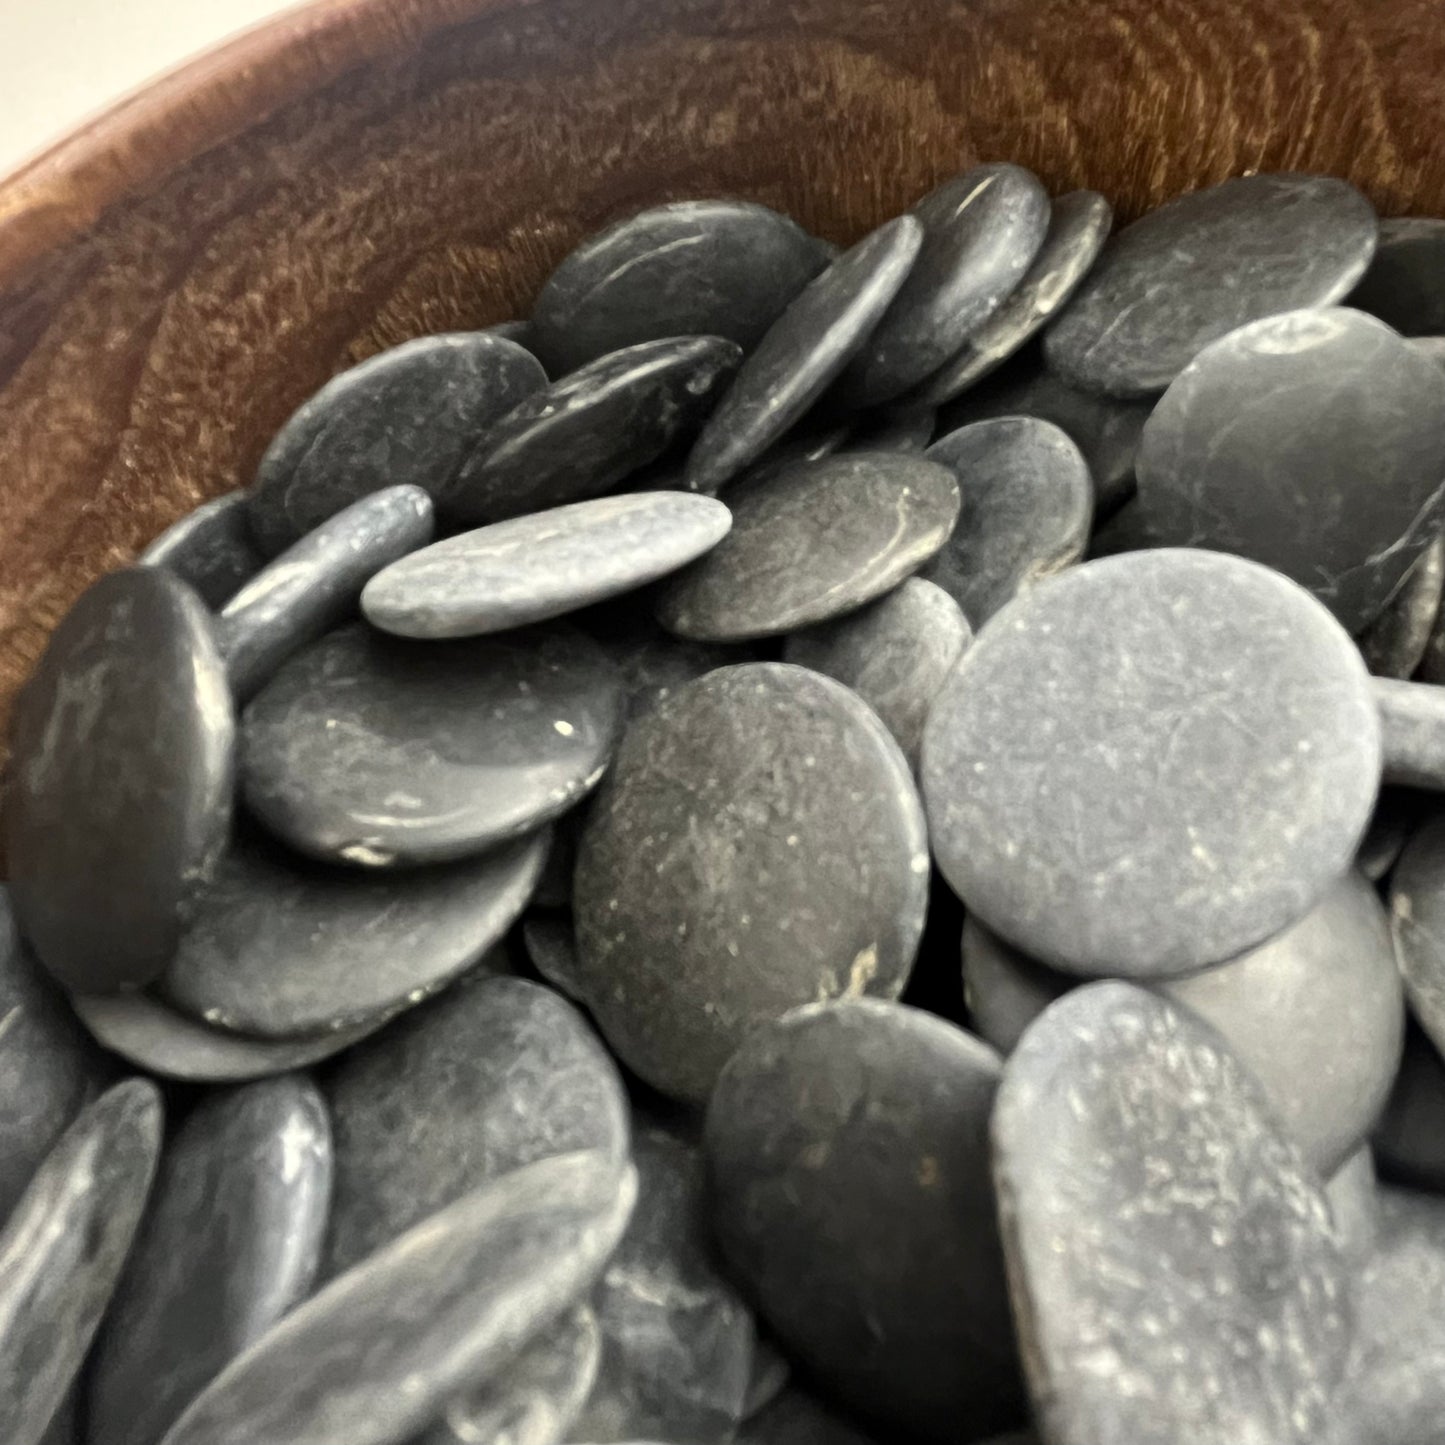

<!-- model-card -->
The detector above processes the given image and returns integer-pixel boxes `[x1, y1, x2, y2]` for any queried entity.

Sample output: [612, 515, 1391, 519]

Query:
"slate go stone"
[992, 983, 1351, 1445]
[140, 490, 264, 609]
[657, 453, 960, 641]
[362, 492, 732, 639]
[1348, 216, 1445, 336]
[87, 1077, 333, 1445]
[1373, 678, 1445, 791]
[5, 567, 234, 994]
[1045, 172, 1378, 397]
[574, 663, 930, 1102]
[923, 550, 1381, 978]
[1133, 308, 1445, 633]
[240, 622, 621, 867]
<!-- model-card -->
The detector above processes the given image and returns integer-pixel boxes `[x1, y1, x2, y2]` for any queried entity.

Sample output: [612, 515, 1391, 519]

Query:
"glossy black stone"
[141, 491, 264, 608]
[323, 974, 629, 1276]
[1375, 678, 1445, 790]
[1133, 308, 1445, 632]
[88, 1076, 333, 1445]
[574, 663, 929, 1102]
[1358, 534, 1445, 678]
[707, 999, 1021, 1442]
[1349, 216, 1445, 337]
[240, 622, 622, 867]
[247, 333, 545, 554]
[530, 201, 830, 375]
[923, 551, 1381, 977]
[994, 983, 1351, 1445]
[218, 484, 435, 701]
[658, 453, 959, 642]
[1374, 1023, 1445, 1192]
[443, 337, 741, 525]
[1045, 172, 1378, 397]
[5, 568, 234, 993]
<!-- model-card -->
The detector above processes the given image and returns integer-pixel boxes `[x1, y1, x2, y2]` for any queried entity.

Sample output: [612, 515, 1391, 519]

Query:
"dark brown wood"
[2, 0, 1445, 746]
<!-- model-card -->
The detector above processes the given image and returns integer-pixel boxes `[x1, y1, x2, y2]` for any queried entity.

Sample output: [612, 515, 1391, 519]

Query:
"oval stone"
[1358, 534, 1445, 678]
[141, 491, 264, 608]
[1375, 678, 1445, 791]
[1349, 216, 1445, 336]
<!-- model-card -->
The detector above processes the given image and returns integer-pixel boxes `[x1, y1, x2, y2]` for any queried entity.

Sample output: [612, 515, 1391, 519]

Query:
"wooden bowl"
[1, 0, 1443, 742]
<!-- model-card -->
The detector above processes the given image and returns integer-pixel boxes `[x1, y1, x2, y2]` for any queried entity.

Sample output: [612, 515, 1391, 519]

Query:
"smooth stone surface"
[658, 453, 959, 642]
[846, 405, 937, 453]
[1133, 308, 1445, 632]
[1349, 217, 1445, 337]
[241, 622, 622, 867]
[923, 417, 1093, 623]
[218, 484, 434, 701]
[160, 832, 543, 1038]
[157, 1151, 637, 1445]
[521, 915, 585, 1003]
[0, 1081, 163, 1445]
[247, 333, 545, 553]
[574, 663, 929, 1102]
[682, 218, 923, 494]
[5, 568, 234, 993]
[1045, 172, 1378, 397]
[530, 201, 829, 376]
[1387, 817, 1445, 1065]
[363, 493, 732, 639]
[324, 974, 629, 1276]
[444, 337, 741, 525]
[1358, 533, 1445, 677]
[923, 550, 1381, 977]
[910, 190, 1113, 406]
[841, 163, 1052, 406]
[141, 490, 265, 608]
[87, 1077, 333, 1445]
[994, 983, 1351, 1445]
[1375, 678, 1445, 789]
[737, 1389, 882, 1445]
[1410, 334, 1445, 371]
[782, 577, 971, 767]
[1357, 788, 1420, 881]
[1327, 1147, 1381, 1265]
[707, 999, 1021, 1442]
[1374, 1023, 1445, 1192]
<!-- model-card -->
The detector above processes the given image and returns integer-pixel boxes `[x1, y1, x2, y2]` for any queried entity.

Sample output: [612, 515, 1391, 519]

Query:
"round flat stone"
[218, 484, 434, 701]
[738, 1389, 882, 1445]
[1349, 216, 1445, 337]
[923, 416, 1093, 623]
[362, 492, 732, 639]
[841, 163, 1052, 406]
[682, 217, 923, 495]
[1327, 1147, 1381, 1264]
[87, 1077, 332, 1445]
[159, 832, 543, 1038]
[530, 201, 829, 375]
[993, 983, 1351, 1445]
[1359, 534, 1445, 678]
[141, 491, 264, 608]
[5, 568, 234, 993]
[1375, 1024, 1445, 1191]
[574, 663, 929, 1102]
[911, 190, 1113, 407]
[1133, 308, 1445, 632]
[247, 333, 545, 554]
[923, 550, 1381, 977]
[240, 622, 621, 867]
[1375, 678, 1445, 790]
[657, 453, 959, 642]
[782, 577, 970, 767]
[443, 337, 741, 525]
[1045, 172, 1378, 397]
[323, 974, 628, 1276]
[0, 1081, 163, 1445]
[158, 1151, 636, 1445]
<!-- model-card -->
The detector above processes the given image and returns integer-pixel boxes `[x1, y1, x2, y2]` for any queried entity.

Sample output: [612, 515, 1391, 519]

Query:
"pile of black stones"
[11, 164, 1445, 1445]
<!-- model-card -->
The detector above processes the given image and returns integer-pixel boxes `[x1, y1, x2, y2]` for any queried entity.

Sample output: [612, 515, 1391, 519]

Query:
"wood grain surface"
[2, 0, 1445, 740]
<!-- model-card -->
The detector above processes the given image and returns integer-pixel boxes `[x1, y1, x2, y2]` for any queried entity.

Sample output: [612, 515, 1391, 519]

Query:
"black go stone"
[140, 490, 264, 609]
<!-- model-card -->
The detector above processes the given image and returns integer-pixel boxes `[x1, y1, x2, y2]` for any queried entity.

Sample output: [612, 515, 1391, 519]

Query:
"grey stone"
[923, 550, 1381, 977]
[682, 218, 923, 494]
[782, 577, 971, 767]
[1358, 534, 1445, 678]
[522, 915, 585, 1003]
[1376, 678, 1445, 789]
[141, 491, 264, 608]
[1373, 1023, 1445, 1192]
[706, 999, 1021, 1442]
[1357, 788, 1420, 881]
[923, 417, 1093, 623]
[1349, 216, 1445, 337]
[247, 333, 545, 554]
[1132, 308, 1445, 632]
[324, 974, 629, 1276]
[443, 338, 741, 525]
[737, 1389, 882, 1445]
[218, 484, 434, 701]
[156, 1151, 637, 1445]
[846, 405, 936, 453]
[5, 568, 234, 993]
[1045, 172, 1377, 397]
[87, 1077, 333, 1445]
[993, 983, 1351, 1445]
[841, 164, 1051, 406]
[363, 493, 732, 639]
[1327, 1147, 1381, 1265]
[530, 202, 830, 376]
[0, 1080, 163, 1445]
[39, 1394, 76, 1445]
[240, 622, 622, 867]
[574, 663, 929, 1102]
[657, 453, 959, 642]
[1410, 335, 1445, 370]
